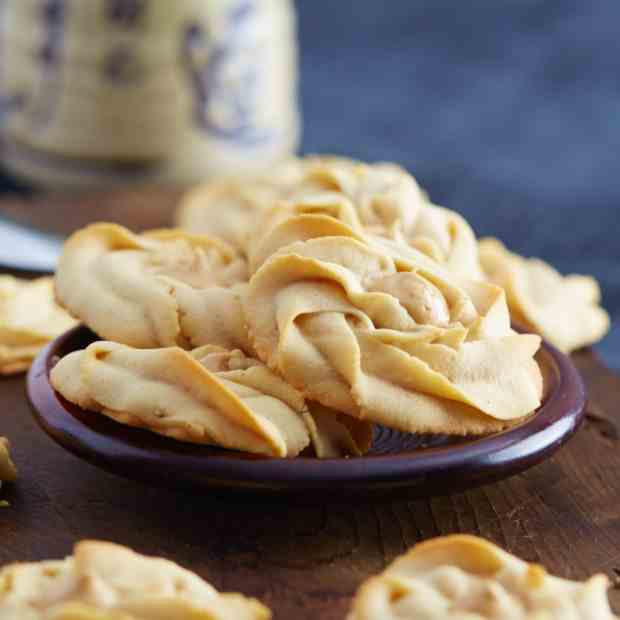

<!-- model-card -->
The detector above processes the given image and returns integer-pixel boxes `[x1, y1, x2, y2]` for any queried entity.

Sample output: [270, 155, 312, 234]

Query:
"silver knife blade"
[0, 217, 63, 273]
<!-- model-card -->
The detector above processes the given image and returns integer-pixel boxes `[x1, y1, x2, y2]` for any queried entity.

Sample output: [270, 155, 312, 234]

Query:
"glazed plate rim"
[27, 325, 586, 493]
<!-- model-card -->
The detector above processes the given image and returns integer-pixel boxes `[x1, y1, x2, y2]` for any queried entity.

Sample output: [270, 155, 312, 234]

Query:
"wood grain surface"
[0, 187, 183, 236]
[1, 190, 620, 620]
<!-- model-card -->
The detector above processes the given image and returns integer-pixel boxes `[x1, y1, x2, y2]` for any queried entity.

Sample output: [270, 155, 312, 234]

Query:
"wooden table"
[1, 191, 620, 620]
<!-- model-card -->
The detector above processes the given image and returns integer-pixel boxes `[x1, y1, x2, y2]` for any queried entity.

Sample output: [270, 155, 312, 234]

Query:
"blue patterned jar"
[0, 0, 299, 189]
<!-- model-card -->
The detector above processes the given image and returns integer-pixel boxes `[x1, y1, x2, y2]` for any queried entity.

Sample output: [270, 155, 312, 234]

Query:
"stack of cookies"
[47, 155, 609, 458]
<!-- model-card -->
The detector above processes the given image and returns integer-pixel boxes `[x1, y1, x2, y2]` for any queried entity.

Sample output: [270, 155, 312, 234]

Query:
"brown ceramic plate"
[28, 326, 585, 497]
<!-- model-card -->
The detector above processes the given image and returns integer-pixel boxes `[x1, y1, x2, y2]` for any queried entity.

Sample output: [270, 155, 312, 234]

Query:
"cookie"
[51, 341, 371, 458]
[246, 235, 542, 435]
[347, 535, 617, 619]
[0, 540, 270, 619]
[0, 276, 76, 375]
[479, 238, 610, 353]
[55, 223, 248, 349]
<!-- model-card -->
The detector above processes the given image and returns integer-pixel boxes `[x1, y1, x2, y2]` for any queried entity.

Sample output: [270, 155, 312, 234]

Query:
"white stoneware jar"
[0, 0, 299, 189]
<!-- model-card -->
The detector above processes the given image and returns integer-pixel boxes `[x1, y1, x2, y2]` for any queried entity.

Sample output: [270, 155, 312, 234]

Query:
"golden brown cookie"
[280, 156, 482, 279]
[55, 224, 248, 350]
[0, 276, 76, 375]
[347, 535, 617, 619]
[246, 235, 542, 435]
[479, 238, 610, 353]
[176, 159, 307, 254]
[51, 342, 371, 458]
[0, 540, 270, 619]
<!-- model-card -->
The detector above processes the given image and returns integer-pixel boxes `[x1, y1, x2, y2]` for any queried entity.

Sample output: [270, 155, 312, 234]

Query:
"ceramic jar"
[0, 0, 299, 189]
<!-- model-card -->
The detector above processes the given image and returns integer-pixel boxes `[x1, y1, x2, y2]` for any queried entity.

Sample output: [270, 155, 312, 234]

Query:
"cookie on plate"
[479, 238, 610, 353]
[51, 341, 372, 458]
[246, 235, 542, 435]
[55, 223, 249, 350]
[176, 159, 307, 255]
[281, 156, 482, 280]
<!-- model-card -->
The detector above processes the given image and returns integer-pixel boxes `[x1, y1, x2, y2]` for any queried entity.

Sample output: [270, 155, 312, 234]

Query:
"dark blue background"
[0, 2, 618, 366]
[296, 0, 620, 367]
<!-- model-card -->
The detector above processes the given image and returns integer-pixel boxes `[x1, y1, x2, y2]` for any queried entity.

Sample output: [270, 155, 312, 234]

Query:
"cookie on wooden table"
[0, 540, 270, 619]
[0, 437, 17, 482]
[348, 535, 618, 620]
[0, 276, 77, 375]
